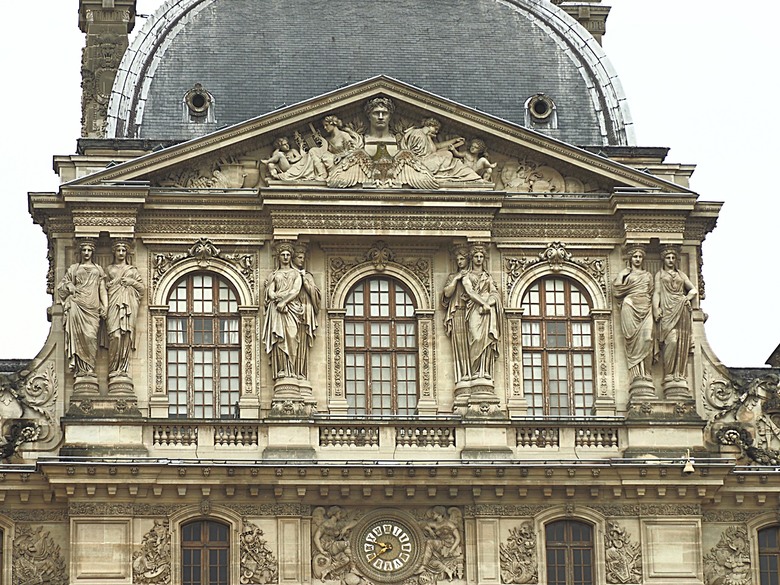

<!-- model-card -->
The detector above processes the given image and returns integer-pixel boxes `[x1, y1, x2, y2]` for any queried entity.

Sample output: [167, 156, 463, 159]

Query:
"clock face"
[355, 515, 422, 582]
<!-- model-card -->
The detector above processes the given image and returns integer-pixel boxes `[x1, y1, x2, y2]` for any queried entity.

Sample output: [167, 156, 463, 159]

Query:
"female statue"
[58, 239, 107, 378]
[442, 245, 472, 383]
[292, 243, 321, 380]
[262, 242, 304, 379]
[104, 240, 145, 377]
[653, 246, 697, 384]
[462, 244, 502, 380]
[612, 245, 654, 382]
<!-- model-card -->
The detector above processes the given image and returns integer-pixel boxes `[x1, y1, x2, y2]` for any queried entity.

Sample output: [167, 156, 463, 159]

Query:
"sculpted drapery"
[292, 243, 321, 380]
[263, 242, 305, 380]
[104, 240, 145, 376]
[653, 247, 697, 383]
[58, 240, 107, 377]
[463, 244, 502, 381]
[442, 245, 472, 384]
[612, 246, 654, 380]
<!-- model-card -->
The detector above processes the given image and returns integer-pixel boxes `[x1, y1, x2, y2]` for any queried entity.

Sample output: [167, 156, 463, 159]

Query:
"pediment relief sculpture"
[149, 95, 605, 194]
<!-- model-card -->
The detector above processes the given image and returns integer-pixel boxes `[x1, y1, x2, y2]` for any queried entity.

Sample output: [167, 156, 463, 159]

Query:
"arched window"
[344, 276, 418, 415]
[546, 520, 594, 585]
[759, 525, 780, 584]
[182, 520, 230, 585]
[521, 277, 595, 416]
[167, 273, 240, 418]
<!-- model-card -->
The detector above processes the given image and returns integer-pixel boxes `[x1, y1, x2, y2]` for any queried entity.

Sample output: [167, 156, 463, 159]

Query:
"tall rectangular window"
[345, 277, 418, 415]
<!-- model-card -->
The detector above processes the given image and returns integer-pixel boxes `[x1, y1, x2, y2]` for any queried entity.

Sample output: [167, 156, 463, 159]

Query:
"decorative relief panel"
[702, 526, 750, 585]
[13, 525, 68, 585]
[605, 522, 642, 584]
[0, 361, 59, 459]
[706, 372, 780, 465]
[240, 521, 279, 585]
[132, 519, 172, 585]
[499, 523, 538, 584]
[311, 506, 464, 585]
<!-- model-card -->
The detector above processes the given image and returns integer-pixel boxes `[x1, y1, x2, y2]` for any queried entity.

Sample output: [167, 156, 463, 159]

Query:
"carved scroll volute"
[504, 308, 527, 416]
[327, 310, 348, 414]
[416, 310, 437, 415]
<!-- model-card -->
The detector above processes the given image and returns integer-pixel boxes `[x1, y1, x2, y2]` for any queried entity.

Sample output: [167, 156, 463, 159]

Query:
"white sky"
[0, 1, 777, 367]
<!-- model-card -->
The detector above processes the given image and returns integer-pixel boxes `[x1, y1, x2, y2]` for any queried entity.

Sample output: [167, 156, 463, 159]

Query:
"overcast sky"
[0, 1, 777, 367]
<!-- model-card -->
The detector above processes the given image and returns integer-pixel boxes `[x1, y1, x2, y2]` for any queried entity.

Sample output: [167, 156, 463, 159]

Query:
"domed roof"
[107, 0, 634, 146]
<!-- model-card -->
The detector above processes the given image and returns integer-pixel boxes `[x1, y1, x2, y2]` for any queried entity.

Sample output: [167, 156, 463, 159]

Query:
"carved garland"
[327, 241, 434, 305]
[150, 237, 257, 297]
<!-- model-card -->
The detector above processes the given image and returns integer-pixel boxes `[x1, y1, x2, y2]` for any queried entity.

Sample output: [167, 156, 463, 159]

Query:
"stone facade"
[2, 2, 780, 585]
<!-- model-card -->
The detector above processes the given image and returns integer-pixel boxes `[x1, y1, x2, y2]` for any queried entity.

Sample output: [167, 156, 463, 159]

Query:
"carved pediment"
[67, 77, 690, 195]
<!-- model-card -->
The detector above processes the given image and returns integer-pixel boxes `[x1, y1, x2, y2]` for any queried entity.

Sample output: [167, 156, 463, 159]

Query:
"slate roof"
[107, 0, 634, 146]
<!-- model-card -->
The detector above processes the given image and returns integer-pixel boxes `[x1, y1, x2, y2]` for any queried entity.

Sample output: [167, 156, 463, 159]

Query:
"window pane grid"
[759, 526, 780, 585]
[166, 273, 241, 419]
[182, 521, 230, 585]
[521, 278, 595, 416]
[344, 277, 418, 414]
[545, 521, 594, 585]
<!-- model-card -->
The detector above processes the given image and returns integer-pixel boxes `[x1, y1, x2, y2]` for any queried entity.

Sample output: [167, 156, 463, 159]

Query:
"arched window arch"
[521, 276, 595, 416]
[759, 525, 780, 584]
[344, 276, 418, 415]
[545, 519, 595, 585]
[167, 272, 241, 418]
[181, 519, 230, 585]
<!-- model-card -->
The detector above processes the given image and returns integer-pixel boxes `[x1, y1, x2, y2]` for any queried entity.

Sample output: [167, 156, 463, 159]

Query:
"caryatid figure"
[262, 241, 304, 380]
[612, 244, 655, 386]
[103, 239, 145, 377]
[442, 244, 472, 384]
[58, 239, 107, 378]
[292, 243, 321, 380]
[653, 246, 697, 389]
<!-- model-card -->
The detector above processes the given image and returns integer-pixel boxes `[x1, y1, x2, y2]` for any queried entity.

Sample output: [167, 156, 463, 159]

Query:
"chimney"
[78, 0, 137, 138]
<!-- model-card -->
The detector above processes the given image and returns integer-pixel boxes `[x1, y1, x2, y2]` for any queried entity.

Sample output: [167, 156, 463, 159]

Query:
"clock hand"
[366, 541, 393, 562]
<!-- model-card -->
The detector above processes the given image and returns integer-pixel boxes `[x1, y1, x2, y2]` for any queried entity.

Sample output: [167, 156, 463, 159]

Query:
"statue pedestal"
[629, 376, 656, 400]
[108, 373, 135, 397]
[464, 379, 506, 419]
[270, 378, 316, 418]
[72, 374, 99, 397]
[663, 377, 692, 400]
